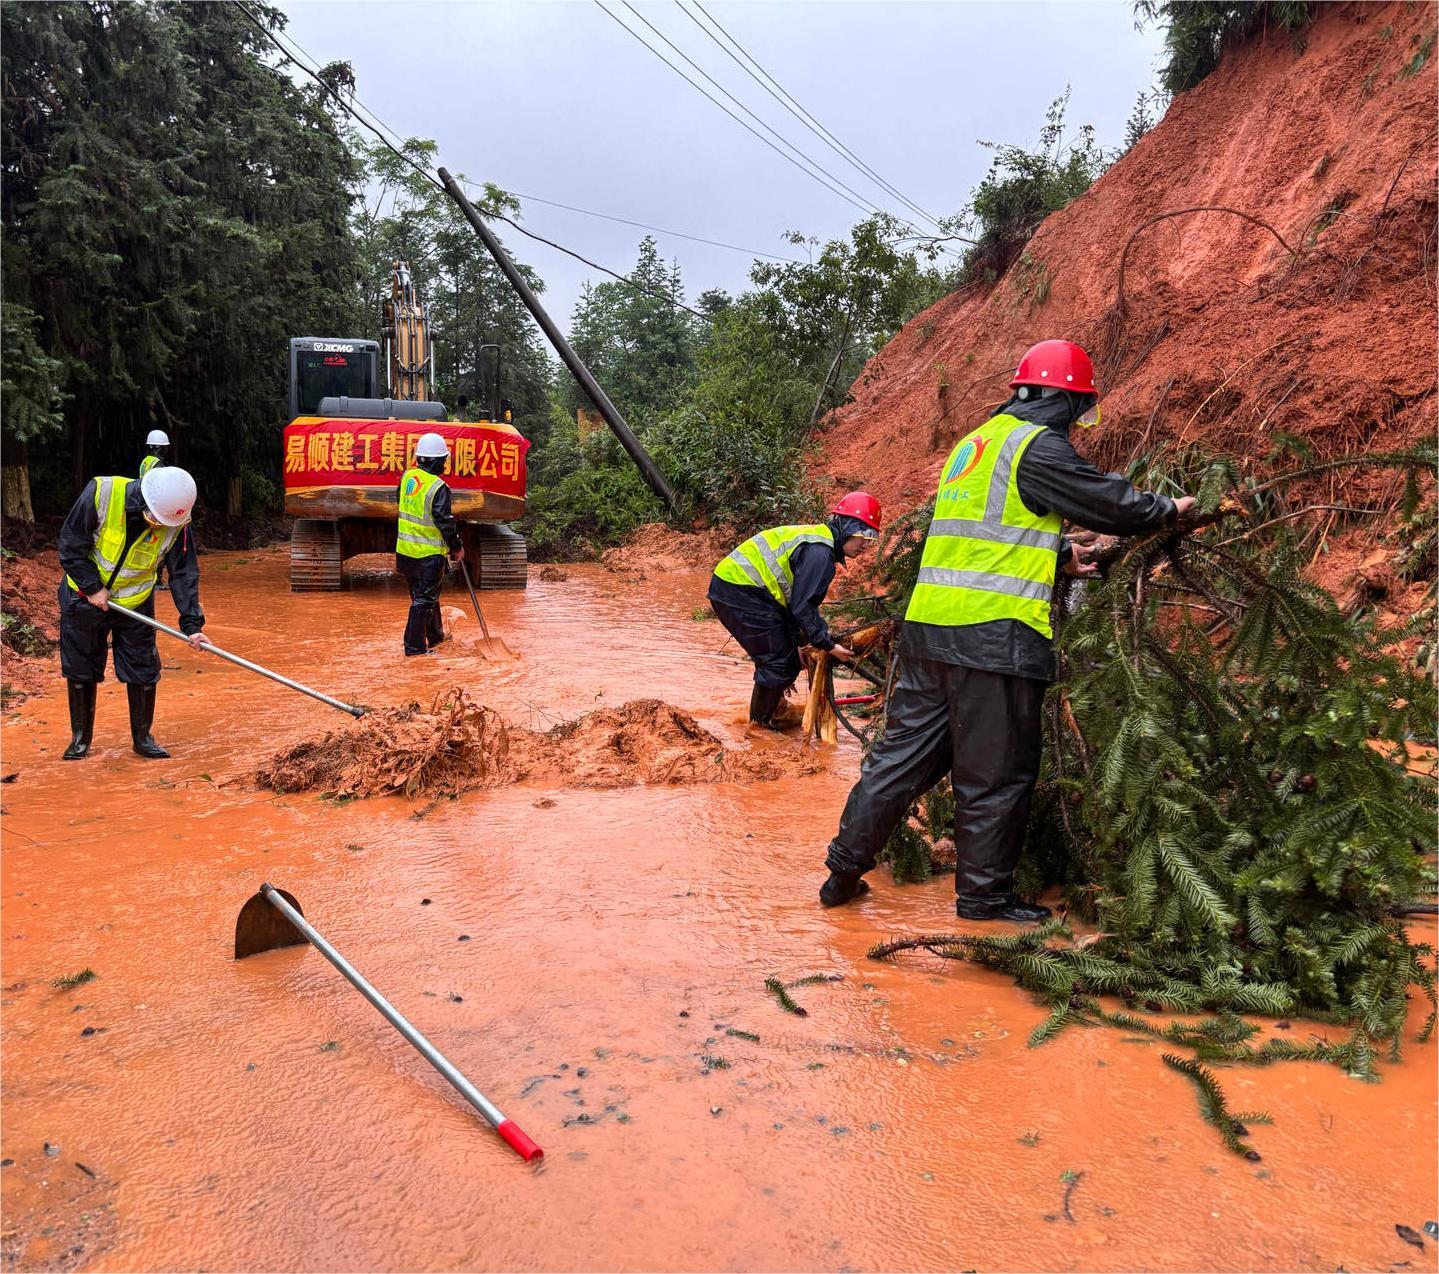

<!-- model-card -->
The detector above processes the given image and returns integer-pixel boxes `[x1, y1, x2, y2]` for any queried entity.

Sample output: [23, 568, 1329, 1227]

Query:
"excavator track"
[290, 518, 343, 591]
[473, 524, 528, 590]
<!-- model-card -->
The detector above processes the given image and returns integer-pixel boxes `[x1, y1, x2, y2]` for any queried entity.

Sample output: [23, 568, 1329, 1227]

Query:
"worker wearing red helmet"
[709, 493, 882, 730]
[820, 340, 1194, 920]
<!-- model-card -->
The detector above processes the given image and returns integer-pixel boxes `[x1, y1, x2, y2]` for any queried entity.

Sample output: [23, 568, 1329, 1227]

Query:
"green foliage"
[52, 968, 96, 989]
[1121, 91, 1163, 154]
[560, 236, 700, 427]
[961, 91, 1110, 284]
[0, 303, 67, 443]
[1399, 31, 1436, 79]
[2, 1, 362, 516]
[1135, 2, 1315, 96]
[0, 612, 56, 658]
[866, 450, 1438, 1137]
[1161, 1054, 1264, 1157]
[351, 138, 552, 431]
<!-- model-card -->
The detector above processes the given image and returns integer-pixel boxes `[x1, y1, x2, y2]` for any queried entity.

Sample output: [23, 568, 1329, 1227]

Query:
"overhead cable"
[231, 1, 706, 319]
[680, 0, 949, 234]
[593, 0, 876, 219]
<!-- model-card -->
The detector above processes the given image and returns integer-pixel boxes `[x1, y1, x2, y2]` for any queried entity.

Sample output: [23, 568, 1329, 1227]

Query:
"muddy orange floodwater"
[2, 551, 1435, 1272]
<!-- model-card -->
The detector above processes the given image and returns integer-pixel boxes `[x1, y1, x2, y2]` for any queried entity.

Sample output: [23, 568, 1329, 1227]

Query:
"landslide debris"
[255, 689, 817, 799]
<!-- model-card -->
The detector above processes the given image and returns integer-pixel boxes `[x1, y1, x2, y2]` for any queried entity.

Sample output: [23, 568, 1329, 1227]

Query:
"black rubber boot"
[956, 893, 1052, 923]
[61, 681, 97, 761]
[749, 683, 786, 731]
[127, 683, 170, 759]
[819, 870, 871, 908]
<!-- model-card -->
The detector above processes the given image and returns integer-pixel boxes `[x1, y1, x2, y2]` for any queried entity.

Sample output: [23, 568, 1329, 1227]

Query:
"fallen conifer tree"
[845, 447, 1438, 1155]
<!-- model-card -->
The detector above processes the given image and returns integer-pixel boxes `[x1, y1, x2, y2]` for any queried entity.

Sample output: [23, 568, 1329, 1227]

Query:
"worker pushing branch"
[819, 339, 1196, 920]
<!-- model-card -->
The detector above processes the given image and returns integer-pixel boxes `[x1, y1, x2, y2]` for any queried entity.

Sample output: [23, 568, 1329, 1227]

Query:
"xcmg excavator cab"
[280, 262, 529, 591]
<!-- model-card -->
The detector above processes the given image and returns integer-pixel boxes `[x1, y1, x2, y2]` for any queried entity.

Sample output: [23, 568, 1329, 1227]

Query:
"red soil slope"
[814, 2, 1436, 514]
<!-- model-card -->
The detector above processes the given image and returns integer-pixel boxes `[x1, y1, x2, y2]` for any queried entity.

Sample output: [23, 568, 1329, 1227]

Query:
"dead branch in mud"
[867, 934, 970, 960]
[1095, 205, 1303, 374]
[1113, 206, 1301, 315]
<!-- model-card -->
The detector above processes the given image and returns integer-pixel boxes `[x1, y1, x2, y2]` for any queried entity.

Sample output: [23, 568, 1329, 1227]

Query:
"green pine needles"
[864, 448, 1438, 1155]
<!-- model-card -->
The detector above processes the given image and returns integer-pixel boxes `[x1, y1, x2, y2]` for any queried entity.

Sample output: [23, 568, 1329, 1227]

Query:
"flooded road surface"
[2, 550, 1435, 1272]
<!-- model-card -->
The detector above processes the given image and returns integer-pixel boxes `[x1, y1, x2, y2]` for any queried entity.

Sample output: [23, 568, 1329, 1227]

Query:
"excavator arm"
[382, 260, 432, 401]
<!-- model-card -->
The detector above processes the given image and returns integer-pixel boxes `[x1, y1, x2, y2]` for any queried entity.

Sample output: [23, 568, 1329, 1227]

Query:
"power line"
[503, 189, 807, 264]
[231, 1, 707, 319]
[620, 0, 906, 226]
[685, 0, 950, 234]
[593, 0, 875, 220]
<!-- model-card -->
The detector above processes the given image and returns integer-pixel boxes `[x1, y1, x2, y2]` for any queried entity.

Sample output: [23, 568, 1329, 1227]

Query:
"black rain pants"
[402, 558, 447, 655]
[708, 583, 801, 689]
[824, 654, 1047, 909]
[58, 582, 161, 686]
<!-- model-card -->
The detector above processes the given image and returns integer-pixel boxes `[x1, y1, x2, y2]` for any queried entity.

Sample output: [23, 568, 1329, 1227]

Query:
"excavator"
[281, 261, 528, 591]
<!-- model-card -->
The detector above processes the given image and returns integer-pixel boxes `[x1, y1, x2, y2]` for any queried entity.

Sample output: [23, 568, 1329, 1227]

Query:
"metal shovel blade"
[235, 887, 308, 959]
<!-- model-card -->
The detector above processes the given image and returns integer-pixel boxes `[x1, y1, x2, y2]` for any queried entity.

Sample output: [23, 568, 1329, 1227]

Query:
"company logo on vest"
[942, 436, 986, 486]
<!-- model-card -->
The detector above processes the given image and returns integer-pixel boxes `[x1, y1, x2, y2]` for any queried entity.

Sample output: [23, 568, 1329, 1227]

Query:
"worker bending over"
[396, 432, 463, 656]
[58, 466, 208, 760]
[819, 340, 1195, 920]
[708, 493, 882, 730]
[139, 429, 170, 478]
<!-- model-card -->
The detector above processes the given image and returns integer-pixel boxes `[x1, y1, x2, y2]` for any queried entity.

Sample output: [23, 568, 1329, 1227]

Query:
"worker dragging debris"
[57, 466, 209, 760]
[396, 432, 465, 657]
[139, 428, 170, 478]
[708, 493, 882, 730]
[819, 340, 1195, 920]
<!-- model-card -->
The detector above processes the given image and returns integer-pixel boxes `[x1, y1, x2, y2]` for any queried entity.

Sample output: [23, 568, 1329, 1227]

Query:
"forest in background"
[1, 0, 1216, 548]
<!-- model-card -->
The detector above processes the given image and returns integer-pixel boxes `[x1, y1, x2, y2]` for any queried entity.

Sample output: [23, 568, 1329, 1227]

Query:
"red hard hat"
[1011, 340, 1097, 394]
[831, 491, 882, 531]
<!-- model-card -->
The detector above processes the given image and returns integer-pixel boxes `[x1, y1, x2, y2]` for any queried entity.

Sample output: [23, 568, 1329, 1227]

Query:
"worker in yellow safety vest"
[819, 340, 1195, 920]
[396, 432, 463, 656]
[139, 429, 170, 479]
[708, 493, 883, 730]
[57, 466, 209, 760]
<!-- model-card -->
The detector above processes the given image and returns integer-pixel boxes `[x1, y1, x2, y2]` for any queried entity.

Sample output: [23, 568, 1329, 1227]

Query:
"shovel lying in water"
[235, 884, 543, 1162]
[455, 558, 515, 660]
[114, 607, 364, 717]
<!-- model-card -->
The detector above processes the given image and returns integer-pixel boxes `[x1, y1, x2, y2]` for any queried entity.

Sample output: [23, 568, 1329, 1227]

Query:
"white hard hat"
[146, 429, 170, 446]
[140, 466, 197, 527]
[415, 432, 449, 459]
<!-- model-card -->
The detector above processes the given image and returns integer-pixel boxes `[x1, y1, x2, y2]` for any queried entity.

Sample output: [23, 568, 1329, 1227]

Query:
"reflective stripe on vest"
[139, 454, 160, 479]
[396, 467, 446, 558]
[712, 523, 834, 606]
[904, 414, 1062, 638]
[63, 476, 179, 609]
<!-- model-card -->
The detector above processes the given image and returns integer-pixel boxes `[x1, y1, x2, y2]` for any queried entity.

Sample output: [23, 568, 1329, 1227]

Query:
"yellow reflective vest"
[396, 467, 447, 559]
[63, 477, 180, 609]
[713, 523, 834, 607]
[905, 414, 1063, 638]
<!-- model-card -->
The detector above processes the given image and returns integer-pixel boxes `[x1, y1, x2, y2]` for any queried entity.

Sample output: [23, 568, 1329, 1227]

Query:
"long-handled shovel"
[113, 607, 364, 717]
[456, 558, 515, 659]
[235, 884, 543, 1162]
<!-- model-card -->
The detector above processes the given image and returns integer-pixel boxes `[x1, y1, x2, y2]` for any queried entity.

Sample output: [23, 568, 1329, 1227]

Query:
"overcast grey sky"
[283, 1, 1165, 328]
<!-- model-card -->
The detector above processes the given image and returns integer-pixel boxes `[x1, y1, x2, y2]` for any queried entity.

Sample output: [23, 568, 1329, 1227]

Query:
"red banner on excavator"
[282, 418, 528, 500]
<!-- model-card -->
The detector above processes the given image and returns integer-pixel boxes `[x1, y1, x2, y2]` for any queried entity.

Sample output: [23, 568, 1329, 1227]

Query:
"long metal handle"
[436, 167, 677, 509]
[111, 606, 364, 718]
[457, 558, 492, 642]
[259, 885, 543, 1161]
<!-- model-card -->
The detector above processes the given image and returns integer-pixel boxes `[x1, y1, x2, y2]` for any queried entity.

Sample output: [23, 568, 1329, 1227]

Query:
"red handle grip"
[496, 1118, 544, 1162]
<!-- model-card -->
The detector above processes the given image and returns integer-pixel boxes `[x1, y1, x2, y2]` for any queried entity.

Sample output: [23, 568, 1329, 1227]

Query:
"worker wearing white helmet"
[395, 431, 463, 655]
[139, 428, 170, 479]
[57, 465, 210, 760]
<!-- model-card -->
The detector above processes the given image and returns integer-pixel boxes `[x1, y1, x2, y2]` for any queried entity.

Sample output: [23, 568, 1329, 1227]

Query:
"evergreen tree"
[1, 1, 361, 520]
[861, 451, 1438, 1148]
